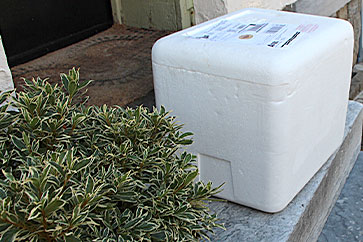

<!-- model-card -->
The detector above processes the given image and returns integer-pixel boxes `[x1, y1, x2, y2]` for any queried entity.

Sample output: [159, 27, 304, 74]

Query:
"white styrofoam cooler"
[152, 8, 354, 212]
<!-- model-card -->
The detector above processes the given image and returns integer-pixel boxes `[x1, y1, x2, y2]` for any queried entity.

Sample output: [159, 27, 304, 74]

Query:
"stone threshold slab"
[208, 101, 363, 242]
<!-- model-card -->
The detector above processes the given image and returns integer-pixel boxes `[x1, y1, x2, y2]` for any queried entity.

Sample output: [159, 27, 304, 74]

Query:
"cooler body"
[152, 8, 354, 212]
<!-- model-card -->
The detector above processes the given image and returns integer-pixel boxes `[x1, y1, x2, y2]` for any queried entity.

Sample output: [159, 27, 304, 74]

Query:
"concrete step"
[208, 101, 363, 242]
[318, 151, 363, 241]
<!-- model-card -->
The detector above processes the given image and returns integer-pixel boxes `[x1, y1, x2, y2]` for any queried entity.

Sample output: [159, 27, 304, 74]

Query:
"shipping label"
[185, 20, 319, 49]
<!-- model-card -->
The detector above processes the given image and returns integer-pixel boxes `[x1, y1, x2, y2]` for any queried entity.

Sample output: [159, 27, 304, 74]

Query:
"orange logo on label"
[239, 34, 253, 39]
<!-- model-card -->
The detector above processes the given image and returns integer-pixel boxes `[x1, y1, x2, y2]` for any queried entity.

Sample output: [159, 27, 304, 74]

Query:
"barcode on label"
[265, 24, 285, 34]
[227, 23, 247, 32]
[245, 24, 267, 32]
[214, 20, 229, 31]
[237, 24, 247, 30]
[216, 25, 229, 31]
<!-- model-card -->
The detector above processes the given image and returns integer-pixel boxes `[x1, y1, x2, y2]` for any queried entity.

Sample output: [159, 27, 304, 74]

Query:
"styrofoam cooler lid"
[152, 8, 353, 86]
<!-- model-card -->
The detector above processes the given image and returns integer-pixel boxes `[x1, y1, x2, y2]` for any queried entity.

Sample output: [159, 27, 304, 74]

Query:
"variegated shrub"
[0, 68, 223, 241]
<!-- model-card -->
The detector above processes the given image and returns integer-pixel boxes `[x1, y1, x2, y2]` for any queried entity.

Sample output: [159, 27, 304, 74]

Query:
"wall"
[225, 0, 298, 12]
[194, 0, 298, 24]
[121, 0, 177, 30]
[292, 0, 351, 16]
[0, 36, 14, 93]
[111, 0, 123, 24]
[334, 0, 361, 65]
[119, 0, 194, 30]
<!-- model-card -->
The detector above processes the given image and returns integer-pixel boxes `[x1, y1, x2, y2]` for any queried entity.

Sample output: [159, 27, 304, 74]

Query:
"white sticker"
[185, 20, 318, 49]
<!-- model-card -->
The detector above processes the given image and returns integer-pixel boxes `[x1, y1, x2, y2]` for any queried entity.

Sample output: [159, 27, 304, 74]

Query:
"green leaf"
[0, 91, 11, 105]
[44, 199, 65, 216]
[0, 228, 19, 242]
[45, 82, 52, 94]
[113, 191, 138, 203]
[49, 161, 65, 177]
[184, 170, 198, 187]
[66, 150, 74, 168]
[64, 235, 82, 242]
[22, 132, 30, 147]
[2, 170, 15, 182]
[0, 114, 15, 129]
[160, 105, 166, 115]
[24, 190, 39, 202]
[179, 132, 193, 139]
[0, 223, 11, 233]
[28, 205, 41, 220]
[10, 135, 26, 150]
[177, 139, 193, 145]
[123, 216, 144, 230]
[29, 117, 40, 129]
[0, 188, 6, 199]
[60, 73, 69, 90]
[21, 109, 31, 123]
[85, 176, 94, 194]
[78, 79, 92, 90]
[151, 231, 167, 241]
[72, 158, 91, 171]
[72, 113, 86, 128]
[135, 222, 159, 232]
[175, 211, 197, 221]
[68, 81, 78, 97]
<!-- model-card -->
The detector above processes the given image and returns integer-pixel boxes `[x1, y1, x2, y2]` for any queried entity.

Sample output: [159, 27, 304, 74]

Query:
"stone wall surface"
[118, 0, 194, 31]
[193, 0, 298, 24]
[350, 71, 363, 100]
[121, 0, 179, 30]
[193, 0, 228, 24]
[224, 0, 297, 12]
[0, 36, 14, 93]
[292, 0, 351, 16]
[335, 0, 362, 65]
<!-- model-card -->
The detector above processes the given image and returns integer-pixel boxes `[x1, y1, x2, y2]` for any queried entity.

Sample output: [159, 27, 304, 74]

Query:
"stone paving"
[10, 24, 170, 107]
